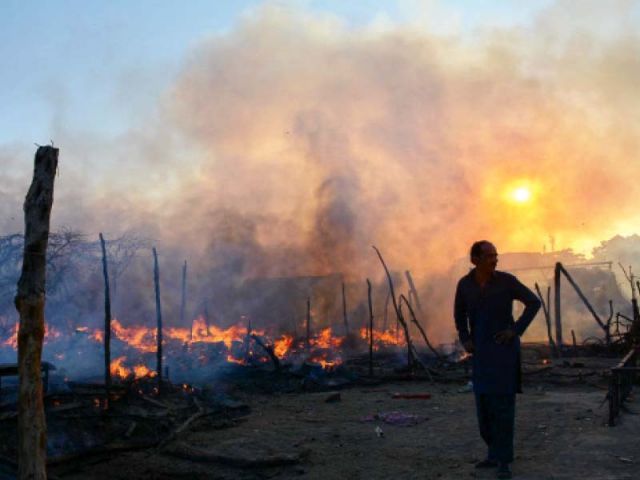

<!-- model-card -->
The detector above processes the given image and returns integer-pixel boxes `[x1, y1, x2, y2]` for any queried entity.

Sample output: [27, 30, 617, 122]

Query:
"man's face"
[473, 242, 498, 273]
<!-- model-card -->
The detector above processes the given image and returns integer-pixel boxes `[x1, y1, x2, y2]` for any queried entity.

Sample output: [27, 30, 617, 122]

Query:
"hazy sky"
[2, 0, 639, 273]
[1, 1, 553, 144]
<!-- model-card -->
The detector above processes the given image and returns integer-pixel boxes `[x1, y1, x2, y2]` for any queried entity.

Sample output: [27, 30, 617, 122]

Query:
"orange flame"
[2, 322, 62, 349]
[111, 319, 157, 353]
[359, 327, 405, 349]
[274, 334, 294, 358]
[110, 356, 157, 379]
[110, 356, 131, 378]
[313, 327, 343, 349]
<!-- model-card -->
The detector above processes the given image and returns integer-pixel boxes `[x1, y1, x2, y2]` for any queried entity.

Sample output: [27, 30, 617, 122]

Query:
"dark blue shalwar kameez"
[454, 269, 541, 464]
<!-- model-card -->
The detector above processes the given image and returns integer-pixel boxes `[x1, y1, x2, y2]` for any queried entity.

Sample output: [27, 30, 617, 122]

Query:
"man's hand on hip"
[494, 329, 516, 344]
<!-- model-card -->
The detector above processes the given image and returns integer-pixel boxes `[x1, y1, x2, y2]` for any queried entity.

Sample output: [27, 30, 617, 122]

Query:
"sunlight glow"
[511, 186, 532, 203]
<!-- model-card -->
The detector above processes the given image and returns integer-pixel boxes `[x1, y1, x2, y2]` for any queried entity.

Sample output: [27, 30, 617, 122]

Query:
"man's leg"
[491, 394, 516, 464]
[474, 393, 497, 463]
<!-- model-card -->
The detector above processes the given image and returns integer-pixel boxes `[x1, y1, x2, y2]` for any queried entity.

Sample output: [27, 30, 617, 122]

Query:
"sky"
[2, 0, 640, 278]
[0, 1, 553, 144]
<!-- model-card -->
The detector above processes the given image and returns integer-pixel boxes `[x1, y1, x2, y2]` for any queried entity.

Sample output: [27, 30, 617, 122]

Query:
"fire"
[458, 351, 472, 362]
[226, 354, 245, 365]
[2, 322, 62, 349]
[274, 334, 294, 358]
[110, 356, 157, 379]
[90, 330, 104, 342]
[359, 327, 405, 349]
[309, 354, 341, 370]
[111, 319, 157, 353]
[313, 327, 343, 349]
[110, 356, 131, 378]
[133, 364, 156, 378]
[166, 316, 261, 349]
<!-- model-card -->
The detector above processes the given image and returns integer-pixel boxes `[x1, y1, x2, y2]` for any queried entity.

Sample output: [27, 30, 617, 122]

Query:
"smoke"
[154, 2, 640, 278]
[1, 1, 639, 347]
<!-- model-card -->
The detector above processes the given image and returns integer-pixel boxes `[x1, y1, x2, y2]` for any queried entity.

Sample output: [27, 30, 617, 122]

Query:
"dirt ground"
[50, 357, 640, 480]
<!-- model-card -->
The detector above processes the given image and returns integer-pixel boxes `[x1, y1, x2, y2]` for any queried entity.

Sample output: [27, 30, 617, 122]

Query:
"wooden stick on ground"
[15, 145, 58, 480]
[99, 233, 112, 408]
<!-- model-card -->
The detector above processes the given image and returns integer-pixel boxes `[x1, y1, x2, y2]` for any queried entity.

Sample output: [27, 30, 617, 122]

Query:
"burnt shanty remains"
[0, 148, 639, 480]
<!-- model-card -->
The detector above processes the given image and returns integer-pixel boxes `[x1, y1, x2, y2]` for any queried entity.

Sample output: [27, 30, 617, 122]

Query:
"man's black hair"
[470, 240, 492, 262]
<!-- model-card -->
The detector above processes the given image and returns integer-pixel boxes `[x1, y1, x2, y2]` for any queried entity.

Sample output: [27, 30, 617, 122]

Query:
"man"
[454, 241, 541, 479]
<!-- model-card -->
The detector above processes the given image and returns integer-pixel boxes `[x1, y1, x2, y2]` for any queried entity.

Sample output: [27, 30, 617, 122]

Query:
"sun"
[510, 186, 532, 204]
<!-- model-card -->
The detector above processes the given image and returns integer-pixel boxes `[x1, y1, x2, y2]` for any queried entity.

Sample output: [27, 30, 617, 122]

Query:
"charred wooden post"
[180, 260, 187, 338]
[558, 263, 608, 339]
[535, 283, 558, 358]
[571, 329, 578, 356]
[250, 334, 280, 370]
[606, 300, 613, 346]
[383, 291, 390, 331]
[99, 233, 112, 408]
[15, 145, 58, 480]
[367, 279, 374, 376]
[153, 247, 163, 391]
[372, 246, 416, 368]
[618, 265, 640, 345]
[554, 262, 563, 348]
[244, 317, 252, 360]
[341, 281, 349, 335]
[405, 270, 425, 319]
[203, 303, 211, 336]
[306, 297, 311, 351]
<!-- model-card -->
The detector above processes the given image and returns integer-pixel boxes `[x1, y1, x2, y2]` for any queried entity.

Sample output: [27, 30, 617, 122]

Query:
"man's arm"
[454, 279, 472, 349]
[510, 275, 541, 336]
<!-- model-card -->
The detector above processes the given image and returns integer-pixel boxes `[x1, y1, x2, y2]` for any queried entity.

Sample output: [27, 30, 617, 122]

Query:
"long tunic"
[454, 269, 541, 394]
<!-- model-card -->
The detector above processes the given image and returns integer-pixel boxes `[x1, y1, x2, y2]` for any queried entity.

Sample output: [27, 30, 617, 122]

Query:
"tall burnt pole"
[554, 262, 563, 347]
[99, 233, 112, 407]
[153, 247, 163, 391]
[306, 297, 311, 351]
[367, 279, 374, 376]
[15, 146, 58, 480]
[180, 260, 187, 338]
[341, 281, 349, 335]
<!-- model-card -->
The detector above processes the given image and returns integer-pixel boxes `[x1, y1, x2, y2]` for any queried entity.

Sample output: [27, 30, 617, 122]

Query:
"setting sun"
[511, 186, 532, 203]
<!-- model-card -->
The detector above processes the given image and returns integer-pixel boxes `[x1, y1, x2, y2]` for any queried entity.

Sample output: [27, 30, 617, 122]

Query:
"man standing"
[454, 241, 541, 479]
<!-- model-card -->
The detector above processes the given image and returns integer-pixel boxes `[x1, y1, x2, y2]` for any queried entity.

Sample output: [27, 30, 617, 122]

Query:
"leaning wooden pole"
[372, 246, 415, 368]
[400, 294, 441, 358]
[367, 279, 374, 376]
[99, 233, 112, 408]
[15, 145, 58, 480]
[535, 283, 558, 358]
[153, 247, 163, 391]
